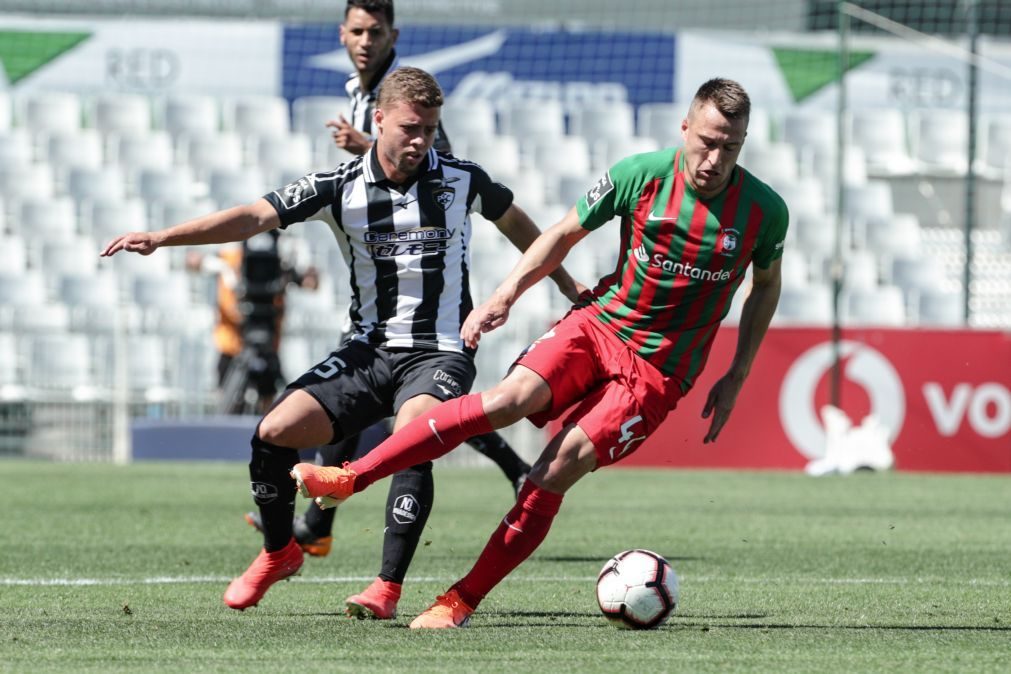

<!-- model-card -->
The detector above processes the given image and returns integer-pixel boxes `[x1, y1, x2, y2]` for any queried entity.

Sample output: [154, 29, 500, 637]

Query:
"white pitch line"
[1, 575, 1009, 588]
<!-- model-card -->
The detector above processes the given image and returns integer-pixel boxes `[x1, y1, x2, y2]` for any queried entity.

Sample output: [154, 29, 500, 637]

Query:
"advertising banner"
[620, 327, 1011, 473]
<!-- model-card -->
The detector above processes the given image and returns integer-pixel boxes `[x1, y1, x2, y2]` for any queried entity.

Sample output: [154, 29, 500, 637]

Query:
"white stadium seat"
[162, 94, 219, 138]
[17, 197, 78, 240]
[850, 108, 917, 176]
[115, 131, 175, 172]
[740, 143, 799, 185]
[22, 92, 81, 135]
[0, 235, 28, 273]
[502, 99, 565, 142]
[208, 167, 267, 208]
[0, 163, 55, 201]
[569, 101, 636, 143]
[917, 289, 964, 327]
[47, 130, 104, 171]
[40, 237, 99, 276]
[0, 92, 10, 132]
[255, 133, 314, 177]
[600, 135, 660, 171]
[910, 109, 969, 174]
[0, 130, 34, 166]
[773, 283, 833, 325]
[531, 135, 592, 179]
[462, 136, 521, 179]
[67, 166, 127, 205]
[842, 285, 906, 326]
[228, 95, 291, 137]
[441, 99, 497, 146]
[183, 132, 244, 175]
[91, 94, 152, 136]
[137, 166, 197, 204]
[292, 96, 346, 135]
[637, 102, 688, 147]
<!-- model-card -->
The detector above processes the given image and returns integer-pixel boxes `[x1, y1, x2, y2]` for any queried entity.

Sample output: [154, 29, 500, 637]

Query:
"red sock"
[350, 394, 492, 492]
[452, 481, 564, 609]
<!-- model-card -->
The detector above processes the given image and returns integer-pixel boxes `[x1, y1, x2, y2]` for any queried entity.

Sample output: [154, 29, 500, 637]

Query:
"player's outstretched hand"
[701, 372, 744, 444]
[100, 232, 161, 258]
[326, 116, 371, 155]
[461, 296, 511, 349]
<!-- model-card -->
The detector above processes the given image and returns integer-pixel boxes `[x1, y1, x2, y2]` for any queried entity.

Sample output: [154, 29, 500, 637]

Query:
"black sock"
[466, 431, 531, 484]
[249, 435, 299, 552]
[379, 463, 434, 584]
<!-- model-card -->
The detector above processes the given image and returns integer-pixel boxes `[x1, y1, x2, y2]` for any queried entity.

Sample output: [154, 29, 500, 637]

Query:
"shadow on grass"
[678, 620, 1011, 632]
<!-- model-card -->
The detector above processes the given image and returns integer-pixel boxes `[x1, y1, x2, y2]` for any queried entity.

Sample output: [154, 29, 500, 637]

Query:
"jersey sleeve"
[263, 170, 341, 229]
[575, 151, 670, 232]
[751, 191, 789, 269]
[469, 164, 514, 221]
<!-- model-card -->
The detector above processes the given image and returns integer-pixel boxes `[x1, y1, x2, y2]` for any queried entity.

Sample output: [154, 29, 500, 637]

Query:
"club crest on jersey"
[275, 176, 317, 209]
[716, 229, 740, 256]
[433, 187, 456, 211]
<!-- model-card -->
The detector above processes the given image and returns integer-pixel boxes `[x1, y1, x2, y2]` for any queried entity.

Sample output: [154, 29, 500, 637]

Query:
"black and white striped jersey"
[263, 146, 512, 353]
[344, 50, 451, 152]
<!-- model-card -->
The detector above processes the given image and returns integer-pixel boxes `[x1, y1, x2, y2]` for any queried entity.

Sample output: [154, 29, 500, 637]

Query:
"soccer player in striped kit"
[291, 77, 789, 628]
[243, 0, 535, 620]
[101, 67, 583, 615]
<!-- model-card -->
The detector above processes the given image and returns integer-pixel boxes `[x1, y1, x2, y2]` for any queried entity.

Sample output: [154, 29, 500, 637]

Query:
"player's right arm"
[100, 199, 280, 257]
[461, 207, 589, 348]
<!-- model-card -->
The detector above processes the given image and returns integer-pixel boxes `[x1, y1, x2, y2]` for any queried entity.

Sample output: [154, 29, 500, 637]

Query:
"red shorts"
[515, 307, 684, 467]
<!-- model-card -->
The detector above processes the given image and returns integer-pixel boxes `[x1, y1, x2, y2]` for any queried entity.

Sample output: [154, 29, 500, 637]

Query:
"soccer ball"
[596, 549, 679, 629]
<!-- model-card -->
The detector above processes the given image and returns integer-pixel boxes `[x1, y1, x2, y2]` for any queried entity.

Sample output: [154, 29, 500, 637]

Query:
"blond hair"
[377, 67, 444, 110]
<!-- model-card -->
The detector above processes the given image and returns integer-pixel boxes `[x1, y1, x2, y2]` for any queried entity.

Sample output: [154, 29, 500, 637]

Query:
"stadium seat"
[531, 136, 592, 179]
[91, 94, 152, 136]
[110, 244, 173, 277]
[863, 212, 922, 259]
[463, 136, 521, 179]
[89, 198, 148, 243]
[849, 108, 917, 176]
[569, 101, 636, 144]
[58, 272, 133, 334]
[772, 177, 827, 219]
[841, 249, 879, 291]
[890, 255, 947, 294]
[136, 166, 198, 204]
[599, 135, 660, 172]
[46, 130, 104, 172]
[16, 197, 78, 240]
[917, 288, 964, 327]
[0, 332, 21, 390]
[441, 99, 497, 146]
[162, 94, 220, 138]
[842, 285, 906, 326]
[779, 254, 809, 287]
[126, 334, 182, 401]
[910, 109, 969, 174]
[208, 167, 267, 208]
[745, 106, 773, 149]
[255, 133, 314, 178]
[772, 283, 833, 325]
[22, 92, 81, 135]
[740, 143, 799, 185]
[844, 180, 894, 230]
[133, 273, 190, 308]
[114, 131, 175, 172]
[500, 169, 546, 208]
[279, 335, 314, 382]
[67, 166, 127, 205]
[502, 99, 565, 143]
[292, 96, 346, 135]
[40, 237, 99, 276]
[313, 136, 357, 172]
[810, 143, 868, 194]
[228, 95, 291, 137]
[0, 271, 46, 307]
[979, 114, 1011, 177]
[0, 235, 27, 273]
[28, 333, 97, 397]
[0, 163, 55, 202]
[637, 102, 688, 147]
[556, 174, 594, 210]
[781, 111, 837, 168]
[183, 132, 244, 175]
[154, 197, 215, 230]
[0, 130, 34, 167]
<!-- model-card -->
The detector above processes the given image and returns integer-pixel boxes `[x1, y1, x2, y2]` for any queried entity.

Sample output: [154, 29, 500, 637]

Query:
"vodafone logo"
[779, 341, 906, 460]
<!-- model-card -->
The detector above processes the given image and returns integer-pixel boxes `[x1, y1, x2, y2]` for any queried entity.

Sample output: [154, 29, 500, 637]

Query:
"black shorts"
[286, 340, 476, 442]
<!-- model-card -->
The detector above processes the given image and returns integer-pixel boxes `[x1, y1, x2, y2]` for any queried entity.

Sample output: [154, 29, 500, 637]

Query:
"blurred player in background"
[291, 77, 789, 628]
[101, 67, 582, 617]
[248, 0, 535, 619]
[186, 239, 319, 414]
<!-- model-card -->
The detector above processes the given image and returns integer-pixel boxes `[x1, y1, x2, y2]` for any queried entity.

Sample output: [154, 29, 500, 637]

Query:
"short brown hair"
[377, 67, 444, 110]
[690, 78, 751, 121]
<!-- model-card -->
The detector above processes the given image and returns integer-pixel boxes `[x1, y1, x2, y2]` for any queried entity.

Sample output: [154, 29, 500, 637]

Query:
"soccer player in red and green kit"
[291, 77, 789, 628]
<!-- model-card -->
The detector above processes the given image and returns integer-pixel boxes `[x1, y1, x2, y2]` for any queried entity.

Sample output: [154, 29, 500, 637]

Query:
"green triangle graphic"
[773, 47, 875, 102]
[0, 30, 91, 85]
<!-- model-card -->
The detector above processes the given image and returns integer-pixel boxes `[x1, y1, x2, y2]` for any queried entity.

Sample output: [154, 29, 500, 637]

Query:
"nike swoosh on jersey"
[428, 419, 445, 445]
[646, 213, 678, 222]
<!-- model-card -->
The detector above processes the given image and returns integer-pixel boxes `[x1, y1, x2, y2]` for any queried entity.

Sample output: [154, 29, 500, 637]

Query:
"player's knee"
[256, 412, 288, 446]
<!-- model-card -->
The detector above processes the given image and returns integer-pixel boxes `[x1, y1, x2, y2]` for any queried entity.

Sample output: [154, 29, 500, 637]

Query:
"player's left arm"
[491, 203, 587, 304]
[701, 257, 782, 444]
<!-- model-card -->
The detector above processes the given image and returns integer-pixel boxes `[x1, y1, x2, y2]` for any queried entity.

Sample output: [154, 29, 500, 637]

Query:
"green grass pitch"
[1, 461, 1009, 673]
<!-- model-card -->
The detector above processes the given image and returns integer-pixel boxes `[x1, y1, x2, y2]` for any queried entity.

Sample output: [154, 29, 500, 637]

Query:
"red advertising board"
[616, 328, 1011, 473]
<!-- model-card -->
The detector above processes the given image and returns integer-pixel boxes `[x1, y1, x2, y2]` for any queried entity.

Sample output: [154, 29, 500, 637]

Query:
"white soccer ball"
[596, 549, 679, 629]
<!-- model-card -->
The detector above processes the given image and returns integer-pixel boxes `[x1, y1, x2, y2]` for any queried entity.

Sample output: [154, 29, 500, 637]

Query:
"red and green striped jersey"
[575, 147, 788, 390]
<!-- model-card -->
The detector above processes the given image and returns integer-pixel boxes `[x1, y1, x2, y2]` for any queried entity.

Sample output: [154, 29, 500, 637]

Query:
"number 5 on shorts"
[313, 355, 347, 379]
